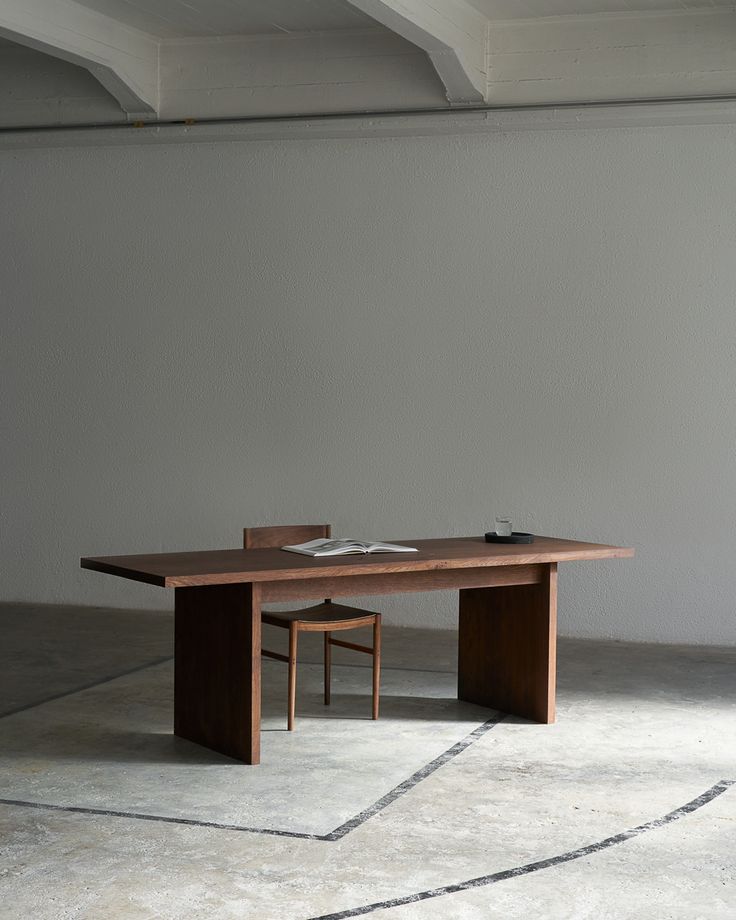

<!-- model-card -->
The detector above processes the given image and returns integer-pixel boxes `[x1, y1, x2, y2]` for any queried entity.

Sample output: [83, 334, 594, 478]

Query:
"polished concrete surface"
[0, 603, 734, 919]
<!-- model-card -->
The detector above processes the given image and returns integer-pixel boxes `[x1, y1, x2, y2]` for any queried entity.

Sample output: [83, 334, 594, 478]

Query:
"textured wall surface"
[2, 125, 735, 643]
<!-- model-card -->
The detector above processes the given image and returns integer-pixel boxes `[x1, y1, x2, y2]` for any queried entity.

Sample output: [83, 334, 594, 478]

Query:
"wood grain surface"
[458, 563, 558, 723]
[81, 536, 633, 588]
[174, 582, 261, 763]
[84, 535, 632, 764]
[261, 563, 545, 602]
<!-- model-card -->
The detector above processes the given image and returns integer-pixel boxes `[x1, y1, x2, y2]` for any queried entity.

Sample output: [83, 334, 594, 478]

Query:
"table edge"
[80, 544, 635, 588]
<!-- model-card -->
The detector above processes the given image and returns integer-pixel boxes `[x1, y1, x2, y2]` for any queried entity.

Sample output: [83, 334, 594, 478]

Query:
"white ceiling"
[2, 0, 734, 130]
[1, 1, 732, 65]
[467, 0, 735, 18]
[62, 0, 736, 39]
[70, 0, 377, 38]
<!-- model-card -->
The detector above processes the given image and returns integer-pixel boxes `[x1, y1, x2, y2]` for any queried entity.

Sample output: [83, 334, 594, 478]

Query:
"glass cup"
[495, 517, 513, 537]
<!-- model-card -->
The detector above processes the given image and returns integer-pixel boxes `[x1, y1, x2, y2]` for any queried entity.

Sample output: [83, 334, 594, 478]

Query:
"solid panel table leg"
[174, 582, 262, 763]
[458, 563, 557, 723]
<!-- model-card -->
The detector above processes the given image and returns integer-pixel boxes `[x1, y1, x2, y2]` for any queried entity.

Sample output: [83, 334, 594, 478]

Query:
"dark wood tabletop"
[81, 535, 634, 588]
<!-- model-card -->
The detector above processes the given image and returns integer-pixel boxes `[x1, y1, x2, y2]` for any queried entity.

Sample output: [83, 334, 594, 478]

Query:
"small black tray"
[485, 532, 535, 544]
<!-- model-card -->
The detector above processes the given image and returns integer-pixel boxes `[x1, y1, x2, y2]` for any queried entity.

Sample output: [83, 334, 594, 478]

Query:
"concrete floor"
[0, 604, 734, 919]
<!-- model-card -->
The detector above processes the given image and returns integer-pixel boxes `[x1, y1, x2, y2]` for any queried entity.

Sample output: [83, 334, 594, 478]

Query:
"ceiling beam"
[345, 0, 488, 105]
[158, 31, 446, 121]
[486, 10, 736, 106]
[0, 0, 158, 115]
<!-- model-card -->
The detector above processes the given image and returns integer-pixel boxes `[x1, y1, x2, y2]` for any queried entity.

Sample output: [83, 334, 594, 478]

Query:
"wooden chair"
[243, 524, 381, 731]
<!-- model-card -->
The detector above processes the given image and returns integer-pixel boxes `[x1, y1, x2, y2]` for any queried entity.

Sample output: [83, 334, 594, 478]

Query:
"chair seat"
[245, 523, 381, 729]
[262, 602, 377, 628]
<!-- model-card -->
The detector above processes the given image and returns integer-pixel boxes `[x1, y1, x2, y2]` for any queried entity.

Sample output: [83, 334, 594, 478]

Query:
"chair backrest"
[243, 523, 331, 550]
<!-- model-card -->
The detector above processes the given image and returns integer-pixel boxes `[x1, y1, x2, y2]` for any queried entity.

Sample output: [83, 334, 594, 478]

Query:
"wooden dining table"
[81, 534, 633, 764]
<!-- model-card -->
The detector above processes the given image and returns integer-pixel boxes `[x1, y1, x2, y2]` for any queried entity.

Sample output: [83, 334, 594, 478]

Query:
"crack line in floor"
[0, 715, 504, 840]
[323, 712, 506, 841]
[305, 779, 736, 919]
[4, 656, 732, 916]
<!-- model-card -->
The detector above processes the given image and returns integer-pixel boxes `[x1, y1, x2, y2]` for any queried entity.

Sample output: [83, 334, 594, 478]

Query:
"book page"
[281, 538, 369, 556]
[282, 538, 417, 556]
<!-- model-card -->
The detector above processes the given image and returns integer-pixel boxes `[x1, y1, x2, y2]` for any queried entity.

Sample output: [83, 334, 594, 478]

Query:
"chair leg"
[288, 623, 298, 731]
[324, 630, 331, 706]
[372, 615, 381, 720]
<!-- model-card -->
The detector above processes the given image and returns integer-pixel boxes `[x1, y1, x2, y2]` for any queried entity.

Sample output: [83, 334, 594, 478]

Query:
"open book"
[282, 538, 418, 557]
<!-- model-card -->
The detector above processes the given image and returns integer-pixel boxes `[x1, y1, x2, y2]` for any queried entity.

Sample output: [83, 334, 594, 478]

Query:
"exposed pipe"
[2, 93, 736, 136]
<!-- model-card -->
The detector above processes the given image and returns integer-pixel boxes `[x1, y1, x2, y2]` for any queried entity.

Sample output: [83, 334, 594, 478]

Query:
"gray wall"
[2, 124, 735, 644]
